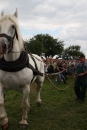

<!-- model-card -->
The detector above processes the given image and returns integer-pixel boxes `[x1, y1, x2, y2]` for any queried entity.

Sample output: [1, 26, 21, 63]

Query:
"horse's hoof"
[37, 101, 42, 106]
[1, 122, 9, 130]
[19, 124, 28, 129]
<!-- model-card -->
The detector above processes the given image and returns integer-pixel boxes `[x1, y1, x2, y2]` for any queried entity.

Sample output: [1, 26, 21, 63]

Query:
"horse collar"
[0, 51, 43, 77]
[0, 51, 29, 72]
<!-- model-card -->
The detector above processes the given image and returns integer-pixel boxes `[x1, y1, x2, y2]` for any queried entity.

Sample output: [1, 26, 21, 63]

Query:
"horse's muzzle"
[0, 37, 7, 54]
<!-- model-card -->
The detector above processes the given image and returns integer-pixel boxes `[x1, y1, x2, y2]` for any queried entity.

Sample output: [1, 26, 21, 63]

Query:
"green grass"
[1, 76, 87, 130]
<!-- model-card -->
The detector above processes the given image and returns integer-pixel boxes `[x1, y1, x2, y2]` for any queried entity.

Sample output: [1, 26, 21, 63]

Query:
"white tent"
[58, 58, 62, 60]
[52, 55, 59, 59]
[41, 56, 46, 60]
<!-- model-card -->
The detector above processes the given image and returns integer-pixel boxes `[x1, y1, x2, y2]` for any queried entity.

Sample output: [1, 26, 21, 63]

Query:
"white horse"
[0, 9, 45, 130]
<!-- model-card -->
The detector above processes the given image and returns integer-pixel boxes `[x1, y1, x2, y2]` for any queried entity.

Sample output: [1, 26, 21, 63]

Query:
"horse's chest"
[0, 69, 33, 90]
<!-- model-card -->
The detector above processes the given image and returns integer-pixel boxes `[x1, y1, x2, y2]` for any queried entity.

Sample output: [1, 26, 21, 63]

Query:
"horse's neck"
[4, 41, 21, 61]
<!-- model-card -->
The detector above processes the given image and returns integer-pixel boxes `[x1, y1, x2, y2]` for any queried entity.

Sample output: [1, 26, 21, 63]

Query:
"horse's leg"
[36, 80, 43, 106]
[19, 85, 30, 128]
[0, 84, 9, 130]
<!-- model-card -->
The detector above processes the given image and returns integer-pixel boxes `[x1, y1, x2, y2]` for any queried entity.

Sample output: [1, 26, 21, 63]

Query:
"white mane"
[0, 14, 24, 51]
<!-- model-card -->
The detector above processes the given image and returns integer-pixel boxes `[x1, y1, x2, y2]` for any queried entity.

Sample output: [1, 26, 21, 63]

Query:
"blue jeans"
[57, 73, 66, 84]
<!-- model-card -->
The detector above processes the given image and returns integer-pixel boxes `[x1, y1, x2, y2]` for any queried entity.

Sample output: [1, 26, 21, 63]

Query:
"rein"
[0, 45, 74, 91]
[24, 47, 74, 91]
[1, 42, 74, 91]
[46, 74, 74, 91]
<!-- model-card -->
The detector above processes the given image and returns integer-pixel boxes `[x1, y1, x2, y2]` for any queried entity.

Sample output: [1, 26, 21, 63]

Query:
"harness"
[0, 27, 18, 53]
[0, 51, 43, 82]
[0, 24, 43, 83]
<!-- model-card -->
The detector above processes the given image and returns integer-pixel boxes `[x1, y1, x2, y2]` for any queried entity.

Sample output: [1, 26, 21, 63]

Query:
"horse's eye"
[11, 25, 15, 29]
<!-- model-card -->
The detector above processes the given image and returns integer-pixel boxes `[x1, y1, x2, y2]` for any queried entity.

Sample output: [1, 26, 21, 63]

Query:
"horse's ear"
[1, 10, 4, 17]
[14, 8, 18, 17]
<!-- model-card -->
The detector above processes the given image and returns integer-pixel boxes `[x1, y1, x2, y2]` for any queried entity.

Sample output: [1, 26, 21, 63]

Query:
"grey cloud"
[0, 0, 87, 56]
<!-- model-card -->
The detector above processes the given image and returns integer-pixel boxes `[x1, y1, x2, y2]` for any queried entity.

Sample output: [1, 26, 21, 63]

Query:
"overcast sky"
[0, 0, 87, 57]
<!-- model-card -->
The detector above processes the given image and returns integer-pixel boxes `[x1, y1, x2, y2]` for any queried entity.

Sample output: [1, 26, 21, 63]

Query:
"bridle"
[0, 27, 18, 54]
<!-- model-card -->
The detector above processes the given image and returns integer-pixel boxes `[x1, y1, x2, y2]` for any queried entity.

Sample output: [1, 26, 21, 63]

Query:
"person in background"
[44, 62, 48, 73]
[56, 61, 66, 84]
[74, 54, 87, 102]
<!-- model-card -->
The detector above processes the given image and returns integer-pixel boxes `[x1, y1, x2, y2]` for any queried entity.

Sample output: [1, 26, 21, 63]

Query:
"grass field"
[1, 76, 87, 130]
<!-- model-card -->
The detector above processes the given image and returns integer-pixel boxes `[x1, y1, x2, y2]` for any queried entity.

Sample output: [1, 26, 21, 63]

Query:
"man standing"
[74, 54, 87, 102]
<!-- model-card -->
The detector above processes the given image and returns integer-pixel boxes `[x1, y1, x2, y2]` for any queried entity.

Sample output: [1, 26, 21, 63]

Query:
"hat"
[79, 54, 85, 59]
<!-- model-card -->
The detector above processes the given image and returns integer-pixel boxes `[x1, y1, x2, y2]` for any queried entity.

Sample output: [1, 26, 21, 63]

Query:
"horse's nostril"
[3, 43, 6, 48]
[2, 43, 6, 52]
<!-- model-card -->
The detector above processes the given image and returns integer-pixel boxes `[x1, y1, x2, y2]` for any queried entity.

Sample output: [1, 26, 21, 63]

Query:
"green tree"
[64, 45, 84, 56]
[24, 34, 64, 56]
[24, 38, 42, 55]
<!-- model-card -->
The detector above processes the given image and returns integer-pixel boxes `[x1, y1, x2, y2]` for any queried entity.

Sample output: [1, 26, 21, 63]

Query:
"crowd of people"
[42, 56, 78, 84]
[41, 54, 87, 103]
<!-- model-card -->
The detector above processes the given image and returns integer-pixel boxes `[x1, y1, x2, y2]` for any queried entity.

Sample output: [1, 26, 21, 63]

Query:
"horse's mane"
[0, 15, 24, 51]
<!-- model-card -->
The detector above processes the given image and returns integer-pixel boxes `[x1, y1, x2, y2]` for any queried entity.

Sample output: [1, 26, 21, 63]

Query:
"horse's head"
[0, 9, 23, 54]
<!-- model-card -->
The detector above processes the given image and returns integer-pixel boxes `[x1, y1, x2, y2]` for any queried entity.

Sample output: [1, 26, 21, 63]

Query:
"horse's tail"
[30, 82, 37, 94]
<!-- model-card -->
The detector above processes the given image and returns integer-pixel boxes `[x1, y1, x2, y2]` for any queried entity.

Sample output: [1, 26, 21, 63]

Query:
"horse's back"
[28, 54, 45, 73]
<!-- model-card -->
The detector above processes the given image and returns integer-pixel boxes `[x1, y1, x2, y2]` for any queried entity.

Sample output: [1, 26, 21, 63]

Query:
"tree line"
[24, 34, 84, 57]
